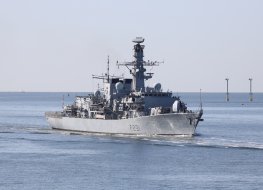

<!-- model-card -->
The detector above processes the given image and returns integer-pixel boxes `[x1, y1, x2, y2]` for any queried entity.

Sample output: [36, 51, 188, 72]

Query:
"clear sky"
[0, 0, 262, 92]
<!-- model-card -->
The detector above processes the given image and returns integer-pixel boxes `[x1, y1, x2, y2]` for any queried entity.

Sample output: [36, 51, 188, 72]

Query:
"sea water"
[0, 92, 263, 190]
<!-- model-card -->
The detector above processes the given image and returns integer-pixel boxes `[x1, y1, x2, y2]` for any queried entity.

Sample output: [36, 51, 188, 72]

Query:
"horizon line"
[0, 91, 262, 93]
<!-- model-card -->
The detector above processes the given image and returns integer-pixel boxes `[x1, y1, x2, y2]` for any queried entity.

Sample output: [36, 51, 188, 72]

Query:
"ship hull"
[45, 112, 202, 135]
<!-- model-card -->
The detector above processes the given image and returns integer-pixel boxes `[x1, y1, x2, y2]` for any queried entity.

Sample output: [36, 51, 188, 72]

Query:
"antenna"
[107, 56, 110, 82]
[92, 56, 122, 81]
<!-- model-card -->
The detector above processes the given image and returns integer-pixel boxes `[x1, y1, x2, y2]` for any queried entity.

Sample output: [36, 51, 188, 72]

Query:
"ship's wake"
[1, 124, 263, 151]
[138, 135, 263, 150]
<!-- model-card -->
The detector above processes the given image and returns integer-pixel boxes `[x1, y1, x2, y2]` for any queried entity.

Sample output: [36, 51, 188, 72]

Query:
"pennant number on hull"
[129, 124, 140, 131]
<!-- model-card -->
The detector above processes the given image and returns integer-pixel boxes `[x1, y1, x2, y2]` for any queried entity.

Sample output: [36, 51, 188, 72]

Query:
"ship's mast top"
[117, 37, 162, 92]
[132, 37, 144, 44]
[132, 37, 146, 92]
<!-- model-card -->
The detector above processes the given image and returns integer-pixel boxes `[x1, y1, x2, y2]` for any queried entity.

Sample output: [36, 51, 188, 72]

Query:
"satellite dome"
[94, 90, 101, 97]
[154, 83, 162, 92]
[115, 82, 124, 93]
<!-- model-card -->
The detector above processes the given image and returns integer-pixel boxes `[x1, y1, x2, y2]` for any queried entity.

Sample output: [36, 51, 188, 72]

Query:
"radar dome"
[154, 83, 162, 92]
[115, 82, 124, 93]
[172, 100, 180, 112]
[94, 90, 101, 97]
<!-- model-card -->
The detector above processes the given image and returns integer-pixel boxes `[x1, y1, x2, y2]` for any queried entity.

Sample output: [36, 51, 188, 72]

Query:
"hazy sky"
[0, 0, 262, 92]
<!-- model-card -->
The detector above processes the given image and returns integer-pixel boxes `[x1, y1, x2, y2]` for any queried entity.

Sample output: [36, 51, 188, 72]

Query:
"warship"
[45, 37, 203, 135]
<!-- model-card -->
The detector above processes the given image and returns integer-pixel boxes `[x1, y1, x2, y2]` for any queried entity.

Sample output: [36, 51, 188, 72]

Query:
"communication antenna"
[249, 78, 253, 102]
[92, 56, 123, 82]
[225, 78, 229, 102]
[107, 56, 110, 82]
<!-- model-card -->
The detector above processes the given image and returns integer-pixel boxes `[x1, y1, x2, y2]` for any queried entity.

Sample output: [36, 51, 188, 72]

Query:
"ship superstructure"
[45, 38, 203, 135]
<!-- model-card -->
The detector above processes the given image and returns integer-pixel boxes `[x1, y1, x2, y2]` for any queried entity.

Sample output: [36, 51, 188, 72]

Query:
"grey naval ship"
[45, 37, 203, 135]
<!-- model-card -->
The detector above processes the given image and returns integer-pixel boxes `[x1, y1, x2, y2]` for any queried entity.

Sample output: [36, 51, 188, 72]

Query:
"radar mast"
[117, 37, 162, 92]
